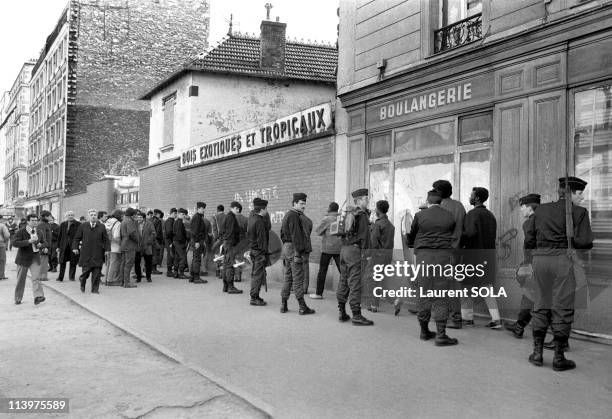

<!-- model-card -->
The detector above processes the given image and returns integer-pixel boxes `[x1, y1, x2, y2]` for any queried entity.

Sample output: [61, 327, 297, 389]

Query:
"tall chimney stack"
[260, 15, 286, 72]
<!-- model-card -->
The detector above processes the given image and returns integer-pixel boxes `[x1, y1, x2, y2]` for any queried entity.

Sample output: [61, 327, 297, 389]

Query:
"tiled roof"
[140, 33, 337, 99]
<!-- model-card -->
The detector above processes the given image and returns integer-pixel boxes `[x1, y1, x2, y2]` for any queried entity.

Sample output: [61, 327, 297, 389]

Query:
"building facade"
[139, 18, 337, 282]
[338, 0, 612, 334]
[25, 0, 210, 220]
[0, 91, 10, 211]
[2, 61, 36, 215]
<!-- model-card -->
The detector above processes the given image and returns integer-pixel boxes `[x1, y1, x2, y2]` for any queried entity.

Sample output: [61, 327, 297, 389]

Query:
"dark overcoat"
[72, 222, 110, 268]
[58, 220, 81, 263]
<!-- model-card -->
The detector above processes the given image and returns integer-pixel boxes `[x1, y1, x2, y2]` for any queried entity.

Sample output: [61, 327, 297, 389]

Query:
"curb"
[43, 283, 275, 418]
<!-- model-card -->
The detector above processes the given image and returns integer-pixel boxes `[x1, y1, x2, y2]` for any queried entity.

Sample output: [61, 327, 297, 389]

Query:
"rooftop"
[140, 32, 337, 100]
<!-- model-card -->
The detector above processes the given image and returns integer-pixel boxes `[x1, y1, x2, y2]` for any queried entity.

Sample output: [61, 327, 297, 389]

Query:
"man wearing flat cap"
[525, 176, 593, 371]
[189, 202, 209, 284]
[220, 202, 244, 294]
[280, 193, 315, 315]
[337, 188, 374, 326]
[505, 193, 541, 338]
[407, 189, 457, 345]
[248, 197, 271, 306]
[172, 208, 189, 279]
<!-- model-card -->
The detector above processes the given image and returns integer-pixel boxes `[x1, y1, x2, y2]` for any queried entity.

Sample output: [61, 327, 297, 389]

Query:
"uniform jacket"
[58, 220, 81, 263]
[525, 199, 593, 254]
[138, 220, 157, 255]
[236, 213, 248, 241]
[345, 208, 371, 250]
[172, 218, 188, 244]
[211, 213, 226, 240]
[221, 212, 240, 247]
[164, 217, 175, 244]
[280, 209, 307, 254]
[522, 214, 537, 264]
[105, 217, 122, 253]
[73, 221, 110, 268]
[461, 205, 497, 250]
[152, 217, 164, 243]
[314, 212, 342, 254]
[301, 213, 313, 254]
[407, 205, 455, 251]
[13, 227, 41, 267]
[248, 212, 270, 257]
[440, 198, 466, 249]
[120, 216, 139, 252]
[190, 213, 209, 245]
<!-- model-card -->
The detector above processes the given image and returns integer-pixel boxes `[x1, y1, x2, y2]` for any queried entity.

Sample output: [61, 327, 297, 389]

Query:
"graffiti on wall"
[233, 185, 285, 223]
[497, 228, 518, 260]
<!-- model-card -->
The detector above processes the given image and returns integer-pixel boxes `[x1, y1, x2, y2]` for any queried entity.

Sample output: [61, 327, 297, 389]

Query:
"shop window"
[574, 85, 612, 280]
[459, 112, 492, 144]
[459, 148, 491, 209]
[368, 163, 390, 214]
[367, 132, 392, 159]
[395, 121, 455, 154]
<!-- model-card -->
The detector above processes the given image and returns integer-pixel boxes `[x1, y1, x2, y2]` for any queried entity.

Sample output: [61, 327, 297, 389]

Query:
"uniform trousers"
[15, 254, 44, 302]
[250, 253, 267, 299]
[173, 241, 187, 273]
[532, 253, 575, 339]
[165, 241, 175, 272]
[415, 249, 453, 323]
[190, 241, 206, 278]
[281, 242, 304, 300]
[336, 245, 364, 312]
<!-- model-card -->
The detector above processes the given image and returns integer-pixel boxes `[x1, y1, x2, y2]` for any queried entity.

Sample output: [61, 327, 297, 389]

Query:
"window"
[460, 113, 492, 144]
[395, 121, 454, 154]
[434, 0, 483, 53]
[367, 132, 392, 159]
[130, 191, 139, 203]
[574, 85, 612, 281]
[162, 92, 177, 146]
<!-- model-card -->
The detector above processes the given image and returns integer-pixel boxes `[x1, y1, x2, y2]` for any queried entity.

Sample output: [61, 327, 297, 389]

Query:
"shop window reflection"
[574, 86, 612, 281]
[394, 122, 454, 154]
[393, 155, 454, 249]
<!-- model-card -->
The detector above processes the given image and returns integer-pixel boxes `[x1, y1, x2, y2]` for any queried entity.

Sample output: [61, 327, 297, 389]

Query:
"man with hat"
[407, 189, 457, 345]
[337, 188, 373, 326]
[151, 209, 165, 275]
[280, 193, 315, 315]
[525, 176, 593, 371]
[505, 193, 541, 338]
[164, 208, 177, 277]
[220, 202, 244, 294]
[366, 200, 395, 312]
[173, 208, 189, 279]
[248, 197, 270, 306]
[189, 202, 209, 284]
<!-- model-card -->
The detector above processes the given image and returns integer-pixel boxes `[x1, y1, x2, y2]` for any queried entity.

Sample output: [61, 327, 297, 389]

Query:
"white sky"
[0, 0, 338, 93]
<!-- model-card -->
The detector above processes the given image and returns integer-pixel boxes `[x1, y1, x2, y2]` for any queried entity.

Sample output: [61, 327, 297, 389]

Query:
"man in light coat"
[120, 207, 139, 288]
[105, 209, 123, 286]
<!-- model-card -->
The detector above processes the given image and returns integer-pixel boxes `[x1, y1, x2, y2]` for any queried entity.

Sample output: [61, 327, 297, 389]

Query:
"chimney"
[260, 17, 286, 72]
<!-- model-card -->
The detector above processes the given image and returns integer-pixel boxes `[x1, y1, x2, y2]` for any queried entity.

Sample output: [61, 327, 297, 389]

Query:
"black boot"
[435, 322, 458, 346]
[234, 269, 242, 282]
[544, 338, 569, 351]
[351, 310, 374, 326]
[280, 299, 288, 313]
[504, 321, 525, 338]
[338, 303, 350, 322]
[227, 280, 243, 294]
[528, 332, 545, 366]
[552, 337, 576, 371]
[298, 298, 315, 315]
[222, 280, 228, 293]
[419, 320, 436, 341]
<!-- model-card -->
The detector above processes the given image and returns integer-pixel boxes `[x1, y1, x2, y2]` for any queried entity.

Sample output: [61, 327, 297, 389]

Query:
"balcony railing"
[434, 13, 482, 54]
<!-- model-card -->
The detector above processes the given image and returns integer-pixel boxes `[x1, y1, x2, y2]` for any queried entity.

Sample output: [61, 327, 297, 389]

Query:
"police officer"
[505, 193, 540, 338]
[280, 193, 315, 315]
[367, 200, 395, 313]
[164, 208, 177, 277]
[172, 208, 189, 279]
[337, 188, 373, 326]
[407, 189, 457, 346]
[211, 205, 226, 278]
[525, 177, 593, 371]
[248, 197, 270, 306]
[189, 202, 209, 284]
[220, 202, 243, 294]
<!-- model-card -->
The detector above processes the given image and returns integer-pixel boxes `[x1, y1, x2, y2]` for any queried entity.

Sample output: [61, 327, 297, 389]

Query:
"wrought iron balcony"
[434, 13, 482, 54]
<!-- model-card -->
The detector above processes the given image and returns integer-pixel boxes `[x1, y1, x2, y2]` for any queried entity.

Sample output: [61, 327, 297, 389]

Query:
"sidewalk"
[0, 259, 268, 419]
[28, 259, 612, 419]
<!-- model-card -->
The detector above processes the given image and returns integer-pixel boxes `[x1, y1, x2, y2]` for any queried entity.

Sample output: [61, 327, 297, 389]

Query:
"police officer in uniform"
[337, 188, 373, 326]
[220, 202, 244, 294]
[172, 208, 189, 279]
[248, 197, 270, 306]
[407, 189, 457, 346]
[164, 208, 177, 277]
[189, 202, 209, 284]
[280, 193, 315, 315]
[525, 177, 593, 371]
[505, 193, 540, 338]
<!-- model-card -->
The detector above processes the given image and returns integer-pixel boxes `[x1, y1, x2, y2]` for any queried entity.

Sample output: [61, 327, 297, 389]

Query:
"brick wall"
[64, 0, 209, 195]
[62, 177, 115, 218]
[140, 135, 336, 261]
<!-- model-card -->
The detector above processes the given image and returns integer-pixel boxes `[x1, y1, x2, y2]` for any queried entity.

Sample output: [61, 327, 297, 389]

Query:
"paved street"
[5, 258, 608, 419]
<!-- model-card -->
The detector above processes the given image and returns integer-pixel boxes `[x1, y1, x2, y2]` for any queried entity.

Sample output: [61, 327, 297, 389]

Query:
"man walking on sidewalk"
[14, 214, 46, 305]
[120, 207, 139, 288]
[57, 211, 80, 282]
[189, 202, 209, 284]
[280, 193, 314, 315]
[73, 209, 110, 294]
[248, 198, 270, 306]
[310, 202, 342, 299]
[37, 210, 53, 282]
